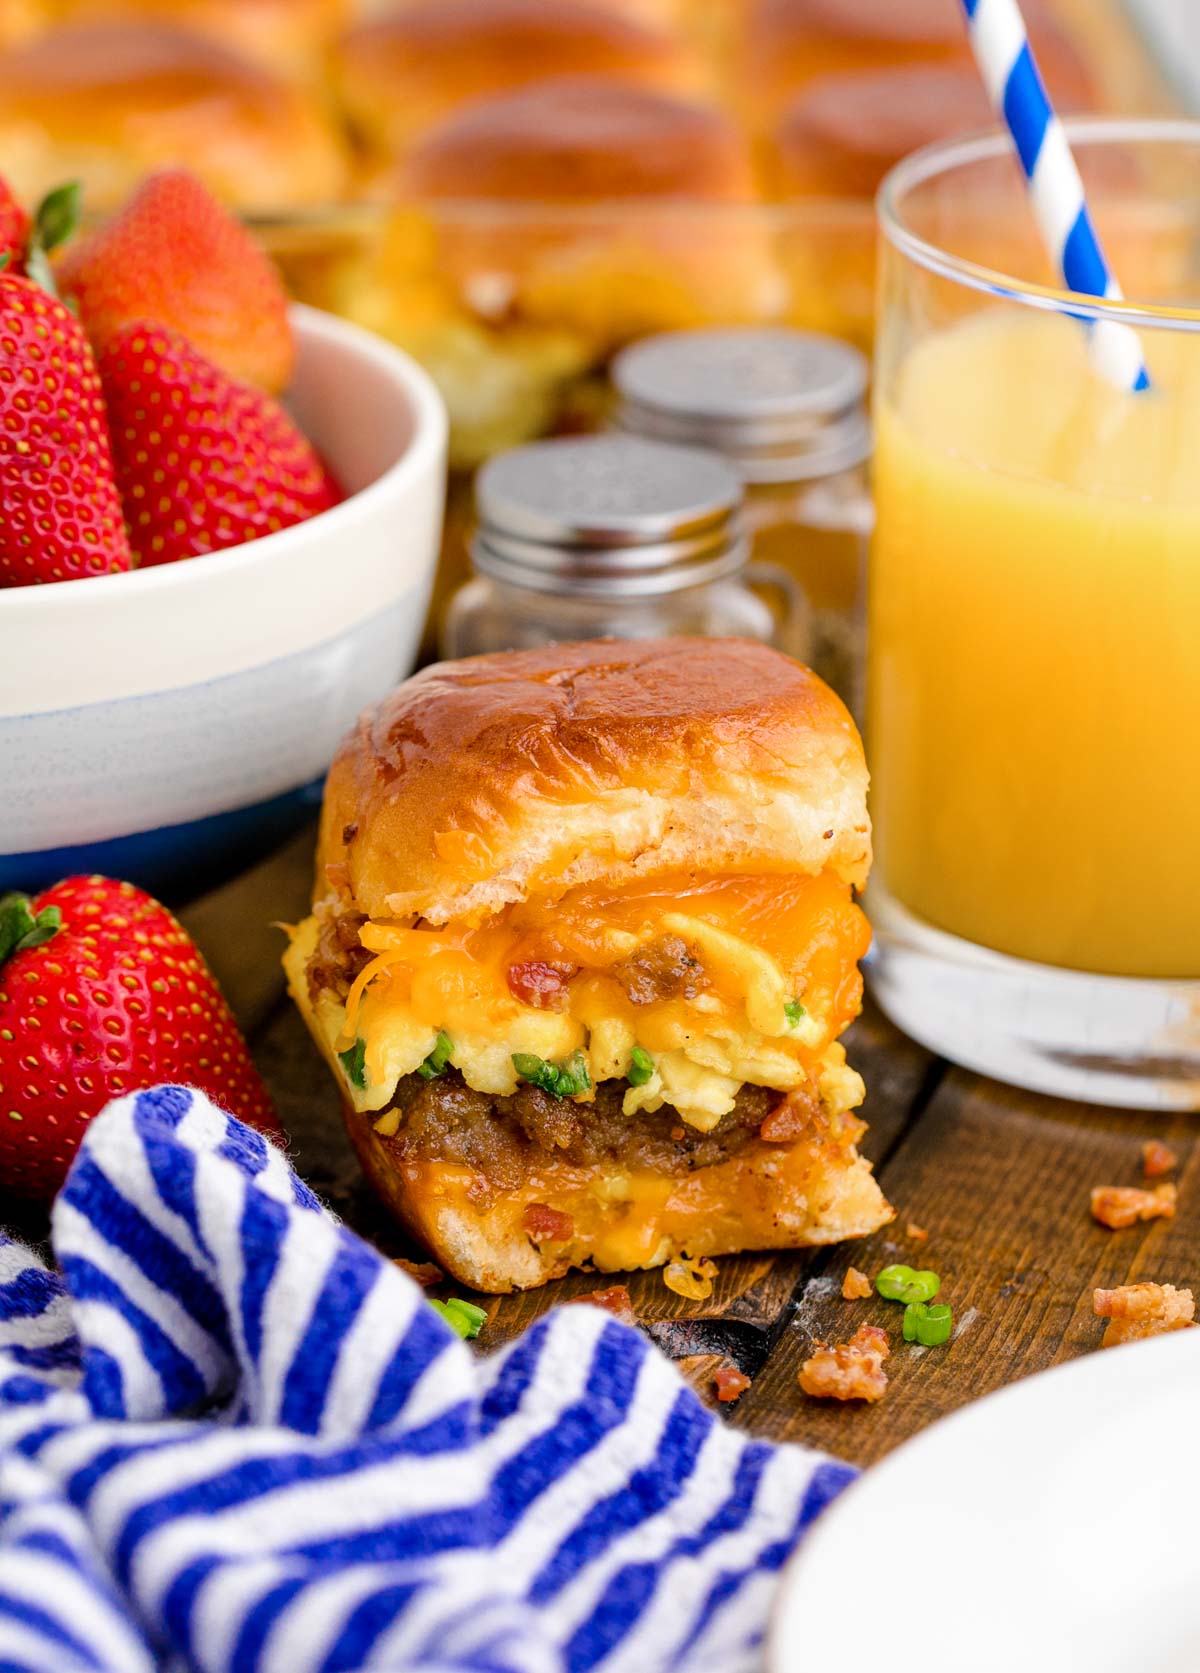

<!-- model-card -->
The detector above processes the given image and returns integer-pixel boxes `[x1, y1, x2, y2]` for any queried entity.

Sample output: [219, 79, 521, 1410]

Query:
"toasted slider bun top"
[334, 0, 707, 161]
[742, 0, 1090, 113]
[0, 21, 349, 209]
[398, 75, 756, 204]
[317, 637, 870, 927]
[769, 53, 1093, 200]
[770, 64, 994, 198]
[751, 0, 970, 49]
[46, 0, 347, 80]
[0, 0, 44, 50]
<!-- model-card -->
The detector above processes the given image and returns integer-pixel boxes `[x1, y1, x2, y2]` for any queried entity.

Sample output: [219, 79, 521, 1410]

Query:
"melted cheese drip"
[293, 871, 869, 1126]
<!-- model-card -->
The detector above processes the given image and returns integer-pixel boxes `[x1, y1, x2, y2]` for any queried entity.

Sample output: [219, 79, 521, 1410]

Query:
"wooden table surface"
[179, 828, 1198, 1470]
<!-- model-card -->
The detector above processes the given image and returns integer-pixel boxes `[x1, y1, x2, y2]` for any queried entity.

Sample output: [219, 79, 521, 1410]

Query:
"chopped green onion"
[512, 1050, 591, 1099]
[903, 1301, 953, 1347]
[875, 1264, 940, 1305]
[417, 1031, 453, 1080]
[559, 1049, 591, 1095]
[627, 1046, 655, 1087]
[338, 1037, 367, 1089]
[512, 1053, 560, 1095]
[784, 999, 806, 1027]
[429, 1297, 488, 1339]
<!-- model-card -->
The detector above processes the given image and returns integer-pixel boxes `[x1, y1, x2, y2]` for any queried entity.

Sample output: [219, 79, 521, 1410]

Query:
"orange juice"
[870, 310, 1200, 979]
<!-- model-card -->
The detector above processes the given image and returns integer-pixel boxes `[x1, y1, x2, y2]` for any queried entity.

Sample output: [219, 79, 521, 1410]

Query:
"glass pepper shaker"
[441, 435, 804, 659]
[611, 327, 872, 705]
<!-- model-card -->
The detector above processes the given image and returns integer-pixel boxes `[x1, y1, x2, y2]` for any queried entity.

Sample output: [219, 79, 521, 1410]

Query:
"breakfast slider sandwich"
[284, 638, 892, 1292]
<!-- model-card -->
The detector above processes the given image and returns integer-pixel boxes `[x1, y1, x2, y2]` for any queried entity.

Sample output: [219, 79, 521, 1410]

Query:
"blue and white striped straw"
[960, 0, 1150, 391]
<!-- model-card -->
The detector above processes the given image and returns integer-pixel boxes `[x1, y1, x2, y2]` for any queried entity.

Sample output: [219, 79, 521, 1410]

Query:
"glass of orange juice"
[868, 118, 1200, 1109]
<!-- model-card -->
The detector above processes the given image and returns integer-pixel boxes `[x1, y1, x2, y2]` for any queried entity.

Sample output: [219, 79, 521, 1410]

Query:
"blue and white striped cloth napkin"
[0, 1086, 853, 1672]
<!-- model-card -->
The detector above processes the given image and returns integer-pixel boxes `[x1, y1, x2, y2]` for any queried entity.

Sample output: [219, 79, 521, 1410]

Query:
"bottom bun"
[340, 1100, 893, 1293]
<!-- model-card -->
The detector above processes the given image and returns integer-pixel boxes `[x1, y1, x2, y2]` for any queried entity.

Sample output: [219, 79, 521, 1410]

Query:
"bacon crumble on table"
[841, 1266, 872, 1301]
[799, 1324, 890, 1403]
[1093, 1282, 1195, 1348]
[1141, 1140, 1179, 1179]
[568, 1285, 637, 1325]
[713, 1365, 752, 1404]
[906, 1221, 929, 1243]
[393, 1258, 444, 1288]
[1090, 1182, 1177, 1230]
[522, 1203, 575, 1244]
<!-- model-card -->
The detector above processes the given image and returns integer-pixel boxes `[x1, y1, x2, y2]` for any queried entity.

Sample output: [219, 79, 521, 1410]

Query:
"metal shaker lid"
[472, 435, 747, 598]
[611, 327, 870, 483]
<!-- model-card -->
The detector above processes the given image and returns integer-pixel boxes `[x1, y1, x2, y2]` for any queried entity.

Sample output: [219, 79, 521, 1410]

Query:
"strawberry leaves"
[0, 893, 62, 968]
[24, 180, 81, 301]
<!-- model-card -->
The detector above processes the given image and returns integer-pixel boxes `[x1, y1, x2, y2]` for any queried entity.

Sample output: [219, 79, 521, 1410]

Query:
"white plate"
[770, 1331, 1200, 1673]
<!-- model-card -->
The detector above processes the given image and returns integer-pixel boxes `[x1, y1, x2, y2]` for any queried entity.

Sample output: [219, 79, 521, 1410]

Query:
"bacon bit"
[669, 1126, 685, 1142]
[1093, 1282, 1195, 1348]
[393, 1258, 443, 1288]
[568, 1284, 636, 1324]
[713, 1365, 752, 1403]
[663, 1253, 718, 1302]
[522, 1203, 574, 1244]
[760, 1088, 818, 1143]
[1142, 1140, 1179, 1179]
[906, 1221, 929, 1243]
[842, 1266, 872, 1300]
[1090, 1183, 1177, 1230]
[799, 1324, 890, 1403]
[506, 960, 578, 1011]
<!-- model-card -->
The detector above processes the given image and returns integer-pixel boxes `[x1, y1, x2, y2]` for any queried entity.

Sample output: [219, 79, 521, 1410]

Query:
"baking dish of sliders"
[0, 0, 1174, 471]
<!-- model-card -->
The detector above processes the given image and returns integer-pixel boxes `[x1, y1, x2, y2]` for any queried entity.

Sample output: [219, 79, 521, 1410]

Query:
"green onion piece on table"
[429, 1298, 488, 1339]
[915, 1302, 953, 1346]
[417, 1031, 454, 1080]
[902, 1301, 953, 1346]
[627, 1046, 655, 1087]
[875, 1264, 941, 1304]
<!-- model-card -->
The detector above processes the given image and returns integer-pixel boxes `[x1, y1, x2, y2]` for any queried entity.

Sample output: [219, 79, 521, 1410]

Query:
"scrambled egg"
[284, 907, 863, 1133]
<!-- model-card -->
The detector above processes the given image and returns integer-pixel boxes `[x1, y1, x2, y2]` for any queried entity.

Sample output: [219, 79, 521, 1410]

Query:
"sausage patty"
[378, 1069, 787, 1191]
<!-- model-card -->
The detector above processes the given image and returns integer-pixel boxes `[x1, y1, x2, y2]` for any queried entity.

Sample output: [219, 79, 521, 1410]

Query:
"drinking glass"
[868, 118, 1200, 1108]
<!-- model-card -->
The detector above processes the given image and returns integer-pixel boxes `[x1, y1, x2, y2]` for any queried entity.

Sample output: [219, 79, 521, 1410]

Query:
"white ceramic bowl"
[0, 304, 447, 898]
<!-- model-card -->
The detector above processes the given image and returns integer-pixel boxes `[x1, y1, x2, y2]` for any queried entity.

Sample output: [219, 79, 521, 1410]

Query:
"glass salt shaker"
[442, 435, 802, 658]
[611, 327, 872, 706]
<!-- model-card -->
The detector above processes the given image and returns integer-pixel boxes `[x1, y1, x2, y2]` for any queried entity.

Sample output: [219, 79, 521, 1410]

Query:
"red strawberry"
[0, 177, 29, 273]
[58, 169, 294, 394]
[0, 877, 283, 1204]
[0, 273, 132, 587]
[100, 321, 341, 569]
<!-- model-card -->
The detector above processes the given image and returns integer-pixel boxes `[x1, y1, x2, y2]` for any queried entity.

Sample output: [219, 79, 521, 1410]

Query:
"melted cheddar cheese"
[285, 871, 870, 1130]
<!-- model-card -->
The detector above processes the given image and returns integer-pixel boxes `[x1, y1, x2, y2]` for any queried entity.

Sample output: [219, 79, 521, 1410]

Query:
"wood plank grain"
[731, 1067, 1200, 1465]
[178, 828, 316, 1036]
